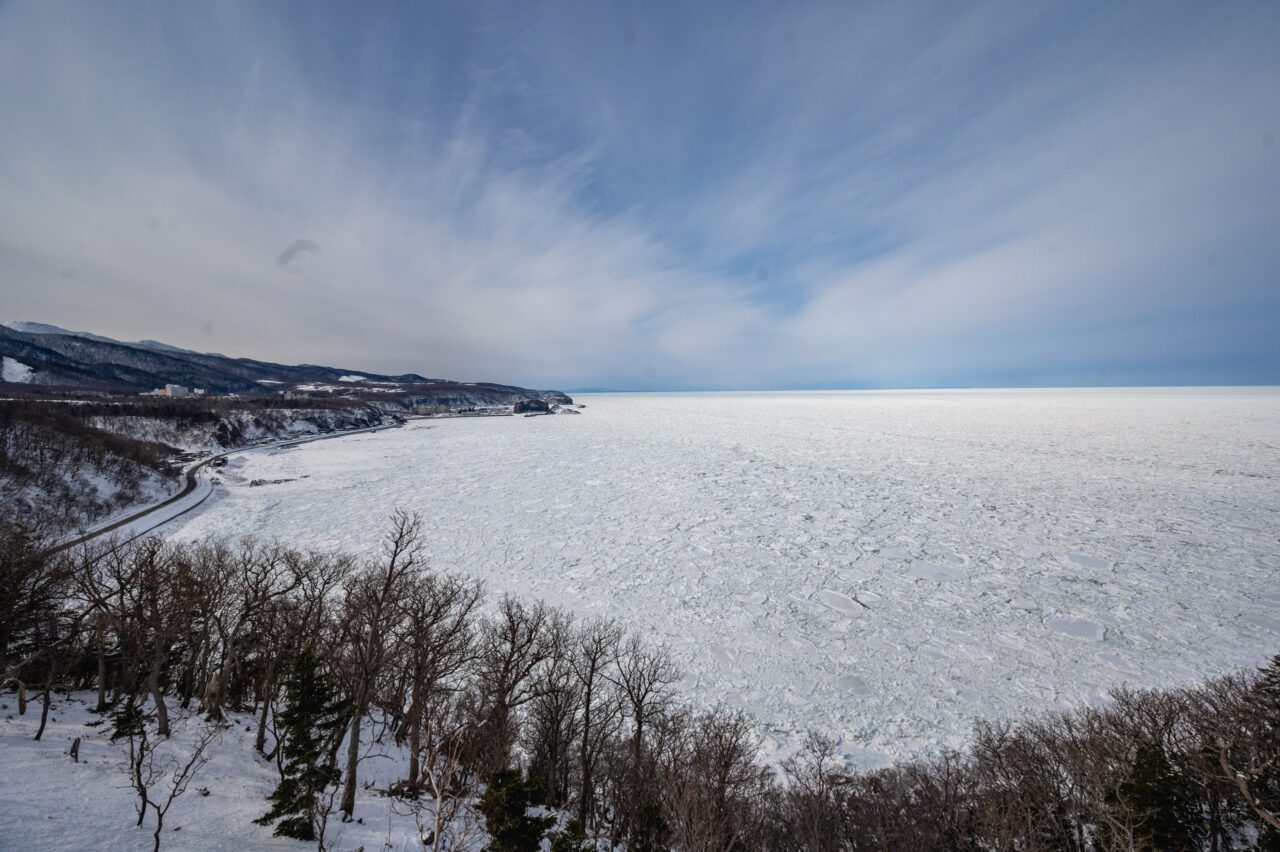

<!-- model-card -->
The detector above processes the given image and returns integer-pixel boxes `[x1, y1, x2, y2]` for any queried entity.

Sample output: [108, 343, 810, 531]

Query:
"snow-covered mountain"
[3, 321, 125, 345]
[0, 321, 570, 405]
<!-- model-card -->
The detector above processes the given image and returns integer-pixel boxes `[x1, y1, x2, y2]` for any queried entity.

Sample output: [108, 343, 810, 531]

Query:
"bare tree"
[399, 570, 482, 788]
[612, 634, 679, 763]
[569, 617, 624, 832]
[336, 510, 423, 817]
[198, 539, 302, 721]
[1201, 658, 1280, 833]
[603, 635, 679, 849]
[0, 516, 78, 697]
[472, 596, 555, 775]
[135, 722, 220, 851]
[525, 612, 579, 807]
[777, 731, 852, 851]
[660, 707, 768, 852]
[402, 690, 485, 851]
[255, 549, 352, 756]
[137, 539, 177, 737]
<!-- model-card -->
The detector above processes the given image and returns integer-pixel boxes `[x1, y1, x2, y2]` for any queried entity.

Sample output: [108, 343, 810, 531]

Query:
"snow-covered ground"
[0, 692, 485, 851]
[166, 389, 1280, 765]
[2, 355, 34, 383]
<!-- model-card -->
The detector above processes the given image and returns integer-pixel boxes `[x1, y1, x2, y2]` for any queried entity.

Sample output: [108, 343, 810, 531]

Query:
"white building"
[143, 384, 207, 398]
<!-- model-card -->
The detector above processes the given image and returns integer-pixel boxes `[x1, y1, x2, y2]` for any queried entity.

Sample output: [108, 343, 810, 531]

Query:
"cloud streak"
[1, 0, 1277, 388]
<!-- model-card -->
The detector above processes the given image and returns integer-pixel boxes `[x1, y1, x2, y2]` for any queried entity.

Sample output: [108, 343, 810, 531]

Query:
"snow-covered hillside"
[0, 403, 396, 531]
[89, 407, 391, 453]
[0, 414, 178, 528]
[0, 693, 512, 851]
[0, 321, 570, 404]
[3, 355, 34, 383]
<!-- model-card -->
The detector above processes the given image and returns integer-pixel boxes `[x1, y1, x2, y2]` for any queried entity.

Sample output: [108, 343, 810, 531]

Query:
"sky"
[1, 1, 1278, 390]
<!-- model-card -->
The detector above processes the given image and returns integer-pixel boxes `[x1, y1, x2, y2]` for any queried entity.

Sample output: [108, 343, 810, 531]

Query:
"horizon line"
[568, 383, 1280, 394]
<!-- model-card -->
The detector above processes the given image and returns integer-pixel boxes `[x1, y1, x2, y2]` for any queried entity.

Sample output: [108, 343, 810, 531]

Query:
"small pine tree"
[548, 818, 594, 852]
[478, 769, 556, 852]
[1114, 741, 1201, 851]
[255, 648, 349, 841]
[109, 698, 146, 743]
[625, 799, 670, 852]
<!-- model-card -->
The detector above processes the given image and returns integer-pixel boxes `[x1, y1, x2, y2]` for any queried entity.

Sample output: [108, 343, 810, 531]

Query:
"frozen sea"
[168, 388, 1280, 765]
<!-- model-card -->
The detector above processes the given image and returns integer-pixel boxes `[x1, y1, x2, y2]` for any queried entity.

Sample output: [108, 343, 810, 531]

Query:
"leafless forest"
[2, 510, 1277, 850]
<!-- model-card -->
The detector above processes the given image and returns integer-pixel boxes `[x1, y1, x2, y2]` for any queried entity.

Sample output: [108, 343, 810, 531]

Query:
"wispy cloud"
[1, 0, 1277, 388]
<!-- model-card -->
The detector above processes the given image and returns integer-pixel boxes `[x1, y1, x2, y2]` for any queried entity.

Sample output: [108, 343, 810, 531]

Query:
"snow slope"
[0, 420, 180, 529]
[89, 407, 389, 453]
[0, 693, 490, 851]
[2, 355, 34, 383]
[166, 388, 1280, 765]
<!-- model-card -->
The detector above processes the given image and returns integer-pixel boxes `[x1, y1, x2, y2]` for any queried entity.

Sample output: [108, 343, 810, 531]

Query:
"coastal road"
[52, 421, 404, 553]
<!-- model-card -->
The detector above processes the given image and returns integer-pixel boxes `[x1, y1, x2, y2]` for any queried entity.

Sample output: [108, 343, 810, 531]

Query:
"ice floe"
[165, 388, 1280, 764]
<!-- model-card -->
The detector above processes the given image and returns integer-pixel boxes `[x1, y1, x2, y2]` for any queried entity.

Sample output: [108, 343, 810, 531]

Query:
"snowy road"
[55, 421, 403, 552]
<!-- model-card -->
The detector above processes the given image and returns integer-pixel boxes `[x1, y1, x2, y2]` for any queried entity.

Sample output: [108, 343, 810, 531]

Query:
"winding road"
[52, 421, 404, 553]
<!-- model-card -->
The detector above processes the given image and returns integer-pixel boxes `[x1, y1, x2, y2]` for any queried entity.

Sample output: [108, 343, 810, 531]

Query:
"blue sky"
[1, 1, 1278, 389]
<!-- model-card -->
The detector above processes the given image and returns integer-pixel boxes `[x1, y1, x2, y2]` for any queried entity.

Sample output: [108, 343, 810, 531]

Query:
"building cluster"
[143, 384, 207, 398]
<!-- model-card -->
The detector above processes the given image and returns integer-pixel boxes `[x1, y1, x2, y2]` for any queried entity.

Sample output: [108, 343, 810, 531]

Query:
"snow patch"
[2, 356, 34, 383]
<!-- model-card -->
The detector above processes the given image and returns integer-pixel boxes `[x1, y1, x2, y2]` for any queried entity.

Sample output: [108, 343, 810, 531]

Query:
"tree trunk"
[340, 708, 362, 817]
[255, 692, 272, 754]
[134, 737, 149, 827]
[95, 615, 109, 712]
[1220, 748, 1280, 832]
[254, 659, 276, 754]
[150, 641, 170, 738]
[407, 698, 421, 786]
[179, 637, 203, 708]
[215, 637, 239, 718]
[578, 696, 593, 827]
[33, 678, 52, 741]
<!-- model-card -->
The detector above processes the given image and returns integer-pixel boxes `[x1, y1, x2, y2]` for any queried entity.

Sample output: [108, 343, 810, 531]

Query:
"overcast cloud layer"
[1, 1, 1277, 389]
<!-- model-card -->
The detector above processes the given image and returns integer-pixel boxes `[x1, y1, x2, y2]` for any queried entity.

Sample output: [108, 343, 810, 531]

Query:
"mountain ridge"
[0, 321, 569, 404]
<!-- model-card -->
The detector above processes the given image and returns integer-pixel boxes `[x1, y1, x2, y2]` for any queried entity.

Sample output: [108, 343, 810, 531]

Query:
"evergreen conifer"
[256, 648, 349, 841]
[478, 768, 556, 852]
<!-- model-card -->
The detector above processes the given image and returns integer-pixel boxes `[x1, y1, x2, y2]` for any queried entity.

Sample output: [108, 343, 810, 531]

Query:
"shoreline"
[52, 420, 407, 552]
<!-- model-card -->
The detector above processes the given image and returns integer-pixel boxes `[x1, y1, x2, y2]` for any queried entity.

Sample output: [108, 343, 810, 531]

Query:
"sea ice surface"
[166, 388, 1280, 764]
